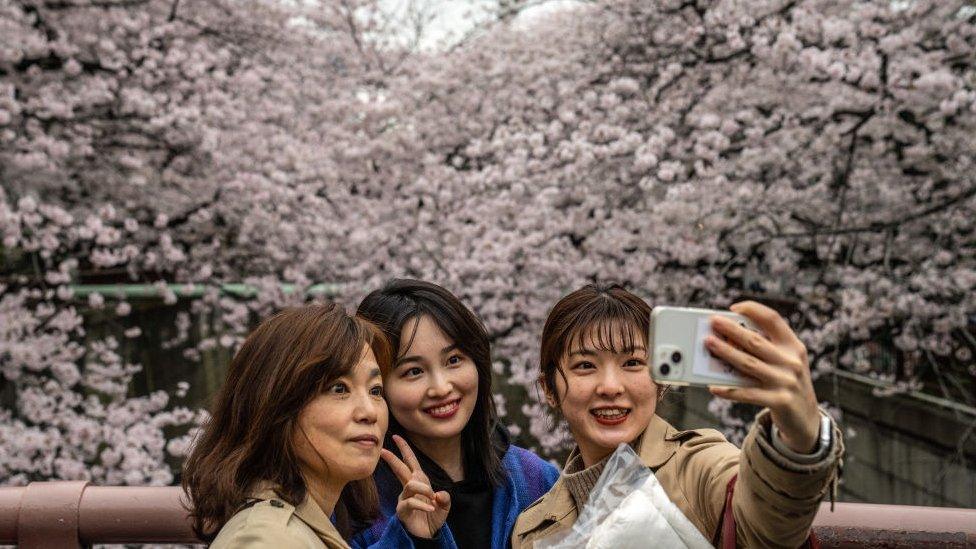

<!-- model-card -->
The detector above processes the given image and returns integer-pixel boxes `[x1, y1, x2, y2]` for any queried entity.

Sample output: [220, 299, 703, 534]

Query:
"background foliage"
[1, 0, 974, 486]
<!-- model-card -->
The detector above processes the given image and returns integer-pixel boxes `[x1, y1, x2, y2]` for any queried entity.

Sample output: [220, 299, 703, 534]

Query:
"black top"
[406, 426, 511, 549]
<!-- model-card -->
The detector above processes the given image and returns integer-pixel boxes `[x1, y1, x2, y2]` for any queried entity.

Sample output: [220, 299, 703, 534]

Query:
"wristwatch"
[770, 410, 833, 464]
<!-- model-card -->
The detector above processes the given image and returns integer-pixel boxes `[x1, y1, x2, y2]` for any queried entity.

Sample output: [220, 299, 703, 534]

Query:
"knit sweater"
[350, 428, 559, 549]
[561, 451, 610, 512]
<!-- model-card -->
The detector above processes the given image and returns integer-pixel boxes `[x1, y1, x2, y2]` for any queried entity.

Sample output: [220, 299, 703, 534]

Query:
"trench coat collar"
[514, 414, 683, 535]
[249, 481, 348, 546]
[639, 413, 685, 468]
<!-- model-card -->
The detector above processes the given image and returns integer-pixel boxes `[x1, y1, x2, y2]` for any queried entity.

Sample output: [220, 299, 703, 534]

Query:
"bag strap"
[712, 474, 737, 549]
[713, 474, 821, 549]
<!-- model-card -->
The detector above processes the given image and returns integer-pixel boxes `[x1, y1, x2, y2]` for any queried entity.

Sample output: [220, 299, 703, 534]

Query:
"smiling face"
[293, 345, 389, 487]
[549, 322, 658, 467]
[383, 315, 479, 450]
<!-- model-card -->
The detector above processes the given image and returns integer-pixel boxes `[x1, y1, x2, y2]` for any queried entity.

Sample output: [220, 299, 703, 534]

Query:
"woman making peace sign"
[352, 279, 559, 549]
[185, 302, 463, 549]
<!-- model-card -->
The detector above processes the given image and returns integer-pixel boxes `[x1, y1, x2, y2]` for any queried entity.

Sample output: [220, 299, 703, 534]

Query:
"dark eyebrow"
[440, 344, 459, 356]
[568, 348, 598, 357]
[396, 344, 460, 367]
[368, 367, 381, 379]
[395, 355, 422, 368]
[568, 345, 647, 357]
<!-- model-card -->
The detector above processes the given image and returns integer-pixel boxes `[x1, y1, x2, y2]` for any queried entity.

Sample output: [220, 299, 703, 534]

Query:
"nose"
[352, 390, 381, 424]
[425, 369, 452, 399]
[595, 366, 624, 398]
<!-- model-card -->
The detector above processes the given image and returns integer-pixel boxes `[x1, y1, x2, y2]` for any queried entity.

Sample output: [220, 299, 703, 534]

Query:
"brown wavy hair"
[539, 283, 665, 411]
[182, 303, 392, 541]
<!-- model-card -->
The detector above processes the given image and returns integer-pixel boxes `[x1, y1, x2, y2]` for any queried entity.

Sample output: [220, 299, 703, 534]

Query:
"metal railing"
[1, 482, 975, 548]
[67, 282, 340, 300]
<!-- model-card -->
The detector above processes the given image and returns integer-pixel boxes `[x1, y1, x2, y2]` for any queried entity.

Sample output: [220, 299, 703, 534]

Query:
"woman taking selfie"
[184, 303, 439, 548]
[512, 284, 843, 548]
[353, 279, 559, 549]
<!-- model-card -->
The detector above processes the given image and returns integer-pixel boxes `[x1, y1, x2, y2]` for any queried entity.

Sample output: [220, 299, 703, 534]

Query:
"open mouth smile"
[590, 407, 630, 426]
[423, 398, 461, 419]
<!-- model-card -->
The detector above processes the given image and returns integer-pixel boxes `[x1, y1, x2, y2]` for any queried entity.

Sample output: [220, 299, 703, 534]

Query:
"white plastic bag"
[535, 443, 713, 549]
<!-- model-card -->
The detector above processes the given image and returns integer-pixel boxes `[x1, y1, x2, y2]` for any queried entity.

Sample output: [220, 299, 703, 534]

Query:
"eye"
[402, 366, 424, 378]
[624, 358, 645, 368]
[447, 354, 463, 366]
[571, 361, 596, 371]
[370, 385, 384, 397]
[328, 382, 349, 394]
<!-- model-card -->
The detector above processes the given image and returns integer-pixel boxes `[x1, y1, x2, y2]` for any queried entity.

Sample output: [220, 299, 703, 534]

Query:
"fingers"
[710, 315, 791, 368]
[400, 479, 436, 502]
[729, 301, 804, 352]
[381, 448, 413, 486]
[392, 434, 425, 476]
[709, 385, 781, 408]
[704, 334, 791, 385]
[398, 496, 436, 514]
[434, 490, 451, 510]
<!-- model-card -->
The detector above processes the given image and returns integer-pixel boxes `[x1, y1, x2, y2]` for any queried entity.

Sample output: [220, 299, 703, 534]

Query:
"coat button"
[270, 499, 284, 508]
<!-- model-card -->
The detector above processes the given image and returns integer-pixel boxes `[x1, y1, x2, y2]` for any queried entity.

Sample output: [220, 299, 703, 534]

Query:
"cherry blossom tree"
[351, 0, 976, 449]
[0, 0, 404, 484]
[2, 0, 974, 482]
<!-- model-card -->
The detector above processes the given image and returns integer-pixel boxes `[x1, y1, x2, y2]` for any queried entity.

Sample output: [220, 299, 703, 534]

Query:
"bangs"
[565, 317, 646, 356]
[310, 314, 391, 393]
[560, 296, 649, 358]
[361, 317, 393, 376]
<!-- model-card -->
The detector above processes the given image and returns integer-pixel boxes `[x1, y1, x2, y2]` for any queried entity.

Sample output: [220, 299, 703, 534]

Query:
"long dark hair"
[357, 279, 506, 486]
[182, 303, 392, 541]
[539, 283, 663, 409]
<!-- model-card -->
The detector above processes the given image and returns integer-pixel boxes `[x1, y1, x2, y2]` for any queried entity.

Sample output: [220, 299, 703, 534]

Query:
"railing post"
[17, 481, 88, 548]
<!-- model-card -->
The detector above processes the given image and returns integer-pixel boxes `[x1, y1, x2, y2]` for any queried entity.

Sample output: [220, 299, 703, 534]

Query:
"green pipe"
[68, 282, 340, 300]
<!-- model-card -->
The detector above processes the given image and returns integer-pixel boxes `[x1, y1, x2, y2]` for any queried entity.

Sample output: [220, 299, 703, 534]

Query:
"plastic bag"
[535, 443, 713, 549]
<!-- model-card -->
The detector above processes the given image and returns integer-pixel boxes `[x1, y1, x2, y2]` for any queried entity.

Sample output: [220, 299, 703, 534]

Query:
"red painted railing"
[1, 482, 975, 547]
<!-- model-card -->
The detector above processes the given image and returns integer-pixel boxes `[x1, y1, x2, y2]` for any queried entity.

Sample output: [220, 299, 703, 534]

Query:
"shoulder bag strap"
[713, 474, 821, 549]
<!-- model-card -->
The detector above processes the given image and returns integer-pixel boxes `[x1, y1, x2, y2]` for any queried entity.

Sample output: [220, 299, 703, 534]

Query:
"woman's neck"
[579, 444, 613, 470]
[577, 428, 648, 468]
[304, 474, 342, 517]
[410, 434, 465, 482]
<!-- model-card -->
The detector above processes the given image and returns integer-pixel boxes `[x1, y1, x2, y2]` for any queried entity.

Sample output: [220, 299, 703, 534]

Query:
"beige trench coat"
[512, 409, 843, 549]
[211, 483, 351, 549]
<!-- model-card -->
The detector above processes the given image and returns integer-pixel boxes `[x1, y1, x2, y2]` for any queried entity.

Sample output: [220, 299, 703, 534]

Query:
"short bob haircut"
[183, 303, 392, 541]
[357, 279, 506, 486]
[539, 283, 664, 408]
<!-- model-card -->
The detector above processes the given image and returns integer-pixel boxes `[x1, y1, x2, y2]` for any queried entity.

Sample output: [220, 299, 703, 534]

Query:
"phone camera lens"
[659, 363, 671, 376]
[671, 351, 682, 363]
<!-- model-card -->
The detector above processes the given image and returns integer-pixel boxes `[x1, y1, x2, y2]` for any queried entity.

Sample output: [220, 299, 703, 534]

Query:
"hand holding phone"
[652, 301, 824, 454]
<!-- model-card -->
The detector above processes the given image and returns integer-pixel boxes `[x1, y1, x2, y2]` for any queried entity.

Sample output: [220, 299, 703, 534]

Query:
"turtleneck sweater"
[560, 433, 644, 511]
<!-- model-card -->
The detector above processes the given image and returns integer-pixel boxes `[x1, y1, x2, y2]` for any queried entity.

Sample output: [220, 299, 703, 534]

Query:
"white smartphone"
[649, 306, 760, 388]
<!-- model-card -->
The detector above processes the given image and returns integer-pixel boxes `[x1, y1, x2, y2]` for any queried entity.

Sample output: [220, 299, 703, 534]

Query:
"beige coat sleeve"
[675, 409, 842, 548]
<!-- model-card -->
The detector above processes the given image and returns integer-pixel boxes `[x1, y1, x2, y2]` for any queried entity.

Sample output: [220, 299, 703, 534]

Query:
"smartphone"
[649, 306, 759, 388]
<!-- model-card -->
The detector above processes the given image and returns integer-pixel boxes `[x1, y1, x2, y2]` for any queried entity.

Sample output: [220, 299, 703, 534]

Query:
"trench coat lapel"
[249, 482, 349, 547]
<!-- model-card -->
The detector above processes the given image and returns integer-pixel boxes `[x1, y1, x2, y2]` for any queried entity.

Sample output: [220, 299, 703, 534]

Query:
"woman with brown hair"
[183, 303, 447, 548]
[512, 284, 843, 548]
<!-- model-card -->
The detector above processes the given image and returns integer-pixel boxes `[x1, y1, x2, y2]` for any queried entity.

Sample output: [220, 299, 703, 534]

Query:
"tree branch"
[772, 183, 976, 239]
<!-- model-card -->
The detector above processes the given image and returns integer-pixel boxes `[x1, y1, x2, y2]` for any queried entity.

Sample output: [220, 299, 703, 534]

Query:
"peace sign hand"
[381, 434, 451, 539]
